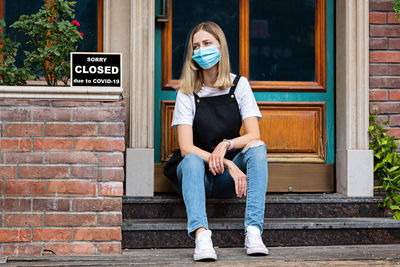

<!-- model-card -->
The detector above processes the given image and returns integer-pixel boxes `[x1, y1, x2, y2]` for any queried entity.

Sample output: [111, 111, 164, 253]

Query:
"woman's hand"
[208, 141, 230, 175]
[225, 160, 247, 198]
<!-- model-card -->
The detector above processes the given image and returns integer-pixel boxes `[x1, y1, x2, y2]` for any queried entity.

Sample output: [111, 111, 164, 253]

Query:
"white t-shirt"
[171, 74, 262, 130]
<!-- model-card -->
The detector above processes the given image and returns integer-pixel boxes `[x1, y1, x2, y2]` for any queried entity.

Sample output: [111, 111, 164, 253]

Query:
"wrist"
[223, 139, 234, 150]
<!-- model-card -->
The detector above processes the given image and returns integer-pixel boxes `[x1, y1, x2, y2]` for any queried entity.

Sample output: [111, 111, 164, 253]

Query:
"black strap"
[228, 75, 241, 95]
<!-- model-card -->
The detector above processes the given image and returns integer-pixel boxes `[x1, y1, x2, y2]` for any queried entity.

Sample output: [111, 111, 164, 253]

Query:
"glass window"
[3, 0, 100, 68]
[172, 0, 239, 79]
[249, 0, 315, 81]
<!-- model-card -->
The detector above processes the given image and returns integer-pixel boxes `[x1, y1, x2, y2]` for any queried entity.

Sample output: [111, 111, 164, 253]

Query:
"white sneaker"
[245, 225, 269, 255]
[193, 230, 217, 261]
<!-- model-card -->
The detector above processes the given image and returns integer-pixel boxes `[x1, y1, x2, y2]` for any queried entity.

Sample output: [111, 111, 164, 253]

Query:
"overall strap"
[228, 75, 242, 95]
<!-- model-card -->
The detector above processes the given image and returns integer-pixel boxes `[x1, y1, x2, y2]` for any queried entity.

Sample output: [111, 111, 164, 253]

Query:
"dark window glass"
[4, 0, 98, 68]
[249, 0, 315, 81]
[172, 0, 239, 79]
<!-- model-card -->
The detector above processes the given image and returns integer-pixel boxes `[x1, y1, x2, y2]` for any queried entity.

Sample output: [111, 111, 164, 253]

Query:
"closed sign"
[71, 52, 122, 87]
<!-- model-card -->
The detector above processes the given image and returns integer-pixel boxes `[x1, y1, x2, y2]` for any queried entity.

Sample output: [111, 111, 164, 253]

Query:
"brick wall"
[369, 0, 400, 139]
[0, 99, 125, 256]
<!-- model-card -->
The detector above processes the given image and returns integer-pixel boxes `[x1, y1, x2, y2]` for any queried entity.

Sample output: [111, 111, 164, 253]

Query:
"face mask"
[192, 45, 221, 69]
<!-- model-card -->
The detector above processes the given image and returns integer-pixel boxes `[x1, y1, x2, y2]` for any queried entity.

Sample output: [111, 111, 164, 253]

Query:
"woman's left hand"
[208, 141, 229, 175]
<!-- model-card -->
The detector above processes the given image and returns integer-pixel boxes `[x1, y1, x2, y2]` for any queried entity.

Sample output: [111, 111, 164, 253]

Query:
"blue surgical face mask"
[192, 45, 221, 69]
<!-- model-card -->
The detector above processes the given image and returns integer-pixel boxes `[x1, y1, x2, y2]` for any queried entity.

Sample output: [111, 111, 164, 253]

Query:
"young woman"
[165, 21, 269, 261]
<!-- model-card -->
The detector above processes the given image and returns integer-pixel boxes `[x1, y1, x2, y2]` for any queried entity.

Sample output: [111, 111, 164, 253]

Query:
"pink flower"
[80, 32, 84, 37]
[71, 20, 80, 27]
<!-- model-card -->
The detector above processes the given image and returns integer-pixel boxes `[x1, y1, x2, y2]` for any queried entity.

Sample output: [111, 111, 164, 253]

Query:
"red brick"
[0, 180, 3, 195]
[44, 152, 96, 164]
[0, 109, 29, 121]
[369, 12, 387, 24]
[0, 198, 31, 211]
[31, 108, 73, 121]
[370, 0, 395, 11]
[390, 90, 400, 100]
[4, 123, 44, 136]
[390, 115, 400, 126]
[388, 13, 400, 24]
[99, 182, 123, 197]
[0, 229, 30, 242]
[370, 25, 400, 37]
[0, 100, 48, 106]
[369, 90, 389, 101]
[370, 51, 400, 63]
[0, 138, 31, 152]
[19, 166, 69, 179]
[370, 77, 400, 88]
[97, 243, 121, 254]
[33, 228, 72, 241]
[47, 181, 96, 196]
[70, 166, 97, 179]
[52, 101, 101, 107]
[0, 165, 16, 178]
[34, 138, 73, 151]
[45, 213, 95, 227]
[375, 115, 390, 125]
[4, 214, 42, 227]
[74, 138, 125, 152]
[97, 168, 124, 182]
[389, 39, 400, 50]
[97, 213, 122, 227]
[1, 244, 42, 256]
[74, 228, 121, 241]
[33, 198, 70, 211]
[75, 108, 125, 122]
[369, 38, 387, 50]
[370, 102, 400, 114]
[45, 243, 95, 255]
[5, 181, 45, 196]
[388, 128, 400, 138]
[98, 153, 124, 167]
[389, 64, 400, 75]
[45, 123, 96, 137]
[72, 198, 122, 212]
[98, 123, 125, 136]
[3, 152, 44, 164]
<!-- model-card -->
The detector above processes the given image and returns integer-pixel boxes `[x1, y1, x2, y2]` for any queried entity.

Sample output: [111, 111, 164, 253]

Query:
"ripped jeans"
[172, 143, 268, 239]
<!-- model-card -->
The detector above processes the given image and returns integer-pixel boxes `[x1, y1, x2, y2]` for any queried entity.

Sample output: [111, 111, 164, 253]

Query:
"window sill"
[0, 86, 123, 101]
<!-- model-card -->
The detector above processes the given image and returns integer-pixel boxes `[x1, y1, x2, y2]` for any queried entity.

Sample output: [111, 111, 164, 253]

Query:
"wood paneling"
[161, 101, 326, 163]
[161, 0, 326, 92]
[154, 163, 334, 192]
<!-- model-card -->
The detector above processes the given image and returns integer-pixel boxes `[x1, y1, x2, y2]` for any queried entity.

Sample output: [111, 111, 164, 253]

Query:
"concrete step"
[122, 194, 385, 219]
[122, 217, 400, 249]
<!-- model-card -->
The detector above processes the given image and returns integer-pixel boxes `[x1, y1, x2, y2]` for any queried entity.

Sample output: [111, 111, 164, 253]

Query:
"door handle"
[156, 0, 169, 23]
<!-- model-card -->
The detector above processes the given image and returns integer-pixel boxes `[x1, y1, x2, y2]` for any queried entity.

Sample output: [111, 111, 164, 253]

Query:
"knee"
[181, 153, 204, 169]
[242, 140, 267, 160]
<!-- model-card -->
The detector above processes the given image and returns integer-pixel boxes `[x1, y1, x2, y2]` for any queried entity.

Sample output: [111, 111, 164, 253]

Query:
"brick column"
[369, 0, 400, 139]
[0, 99, 125, 256]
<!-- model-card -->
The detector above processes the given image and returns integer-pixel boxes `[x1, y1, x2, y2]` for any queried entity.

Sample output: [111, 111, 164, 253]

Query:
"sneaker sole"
[246, 247, 269, 256]
[194, 252, 217, 261]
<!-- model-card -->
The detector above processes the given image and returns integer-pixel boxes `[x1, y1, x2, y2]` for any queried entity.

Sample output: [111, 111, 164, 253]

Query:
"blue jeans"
[172, 144, 268, 239]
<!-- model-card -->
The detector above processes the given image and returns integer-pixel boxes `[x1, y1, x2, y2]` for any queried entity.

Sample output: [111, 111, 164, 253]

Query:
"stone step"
[122, 194, 385, 219]
[122, 217, 400, 249]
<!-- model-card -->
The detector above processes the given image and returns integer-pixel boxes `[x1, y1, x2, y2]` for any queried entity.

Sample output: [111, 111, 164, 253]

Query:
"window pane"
[4, 0, 98, 68]
[249, 0, 315, 81]
[172, 0, 239, 80]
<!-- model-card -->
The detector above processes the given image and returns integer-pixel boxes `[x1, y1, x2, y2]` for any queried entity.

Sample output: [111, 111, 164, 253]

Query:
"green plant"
[369, 115, 400, 220]
[395, 0, 400, 21]
[10, 0, 83, 86]
[0, 20, 35, 85]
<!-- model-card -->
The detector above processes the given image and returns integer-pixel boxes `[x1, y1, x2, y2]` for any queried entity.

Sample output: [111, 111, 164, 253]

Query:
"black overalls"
[164, 75, 243, 182]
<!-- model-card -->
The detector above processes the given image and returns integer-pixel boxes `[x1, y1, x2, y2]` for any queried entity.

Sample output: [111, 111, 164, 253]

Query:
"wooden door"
[154, 0, 335, 192]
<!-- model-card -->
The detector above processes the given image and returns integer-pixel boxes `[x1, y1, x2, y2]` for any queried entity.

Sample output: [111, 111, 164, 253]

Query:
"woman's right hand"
[225, 160, 247, 198]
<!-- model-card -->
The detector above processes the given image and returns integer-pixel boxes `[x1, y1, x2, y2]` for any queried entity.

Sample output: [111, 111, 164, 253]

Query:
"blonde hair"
[175, 21, 233, 94]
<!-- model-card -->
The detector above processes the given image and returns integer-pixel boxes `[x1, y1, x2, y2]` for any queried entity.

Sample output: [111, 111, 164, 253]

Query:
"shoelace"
[247, 234, 265, 248]
[196, 240, 214, 251]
